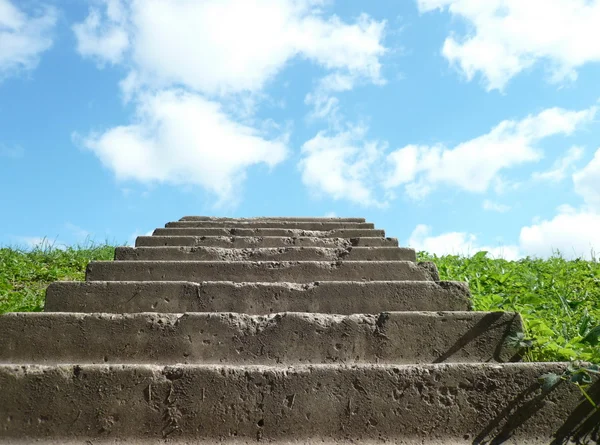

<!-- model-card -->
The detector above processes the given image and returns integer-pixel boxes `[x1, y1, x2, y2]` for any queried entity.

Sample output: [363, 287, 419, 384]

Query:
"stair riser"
[135, 236, 399, 248]
[166, 222, 375, 229]
[114, 247, 416, 262]
[85, 261, 440, 282]
[0, 312, 520, 365]
[153, 228, 385, 237]
[45, 281, 471, 313]
[0, 363, 594, 443]
[180, 216, 366, 222]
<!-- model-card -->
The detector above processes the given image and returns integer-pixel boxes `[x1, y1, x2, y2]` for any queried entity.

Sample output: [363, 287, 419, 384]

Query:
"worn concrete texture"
[114, 246, 416, 262]
[45, 280, 472, 313]
[166, 221, 375, 230]
[86, 260, 440, 282]
[0, 363, 597, 444]
[180, 216, 367, 222]
[153, 227, 385, 237]
[0, 311, 521, 365]
[135, 235, 399, 248]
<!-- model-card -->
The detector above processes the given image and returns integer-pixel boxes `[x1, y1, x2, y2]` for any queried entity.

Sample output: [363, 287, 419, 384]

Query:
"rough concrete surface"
[44, 280, 472, 313]
[180, 216, 367, 222]
[153, 227, 386, 237]
[166, 221, 376, 230]
[85, 260, 440, 282]
[6, 215, 599, 444]
[0, 311, 521, 365]
[135, 235, 399, 248]
[0, 363, 597, 444]
[114, 246, 417, 262]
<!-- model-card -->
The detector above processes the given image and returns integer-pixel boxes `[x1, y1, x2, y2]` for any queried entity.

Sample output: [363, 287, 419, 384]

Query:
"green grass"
[417, 250, 600, 364]
[0, 243, 598, 363]
[0, 240, 114, 313]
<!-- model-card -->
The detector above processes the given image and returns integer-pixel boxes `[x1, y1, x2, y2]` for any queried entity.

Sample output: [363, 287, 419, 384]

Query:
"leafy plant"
[539, 361, 600, 411]
[418, 249, 600, 363]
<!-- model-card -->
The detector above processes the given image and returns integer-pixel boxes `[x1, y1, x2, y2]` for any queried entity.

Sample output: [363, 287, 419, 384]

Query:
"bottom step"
[0, 363, 598, 444]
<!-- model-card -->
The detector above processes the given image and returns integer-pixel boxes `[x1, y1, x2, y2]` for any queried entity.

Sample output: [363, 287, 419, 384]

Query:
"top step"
[180, 216, 366, 222]
[154, 228, 385, 237]
[166, 221, 375, 230]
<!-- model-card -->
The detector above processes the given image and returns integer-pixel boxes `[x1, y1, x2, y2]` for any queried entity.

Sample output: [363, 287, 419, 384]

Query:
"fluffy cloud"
[532, 146, 584, 182]
[76, 89, 289, 205]
[408, 211, 600, 261]
[384, 105, 596, 199]
[297, 103, 597, 206]
[0, 0, 57, 81]
[12, 236, 66, 251]
[73, 0, 386, 96]
[407, 224, 520, 260]
[573, 147, 600, 211]
[410, 147, 600, 261]
[519, 207, 600, 260]
[482, 199, 510, 213]
[72, 0, 129, 65]
[298, 125, 388, 207]
[72, 0, 387, 203]
[417, 0, 600, 90]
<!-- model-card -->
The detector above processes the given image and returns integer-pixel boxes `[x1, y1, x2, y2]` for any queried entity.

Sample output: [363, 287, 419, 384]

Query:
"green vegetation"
[418, 250, 600, 364]
[0, 243, 598, 364]
[0, 241, 114, 313]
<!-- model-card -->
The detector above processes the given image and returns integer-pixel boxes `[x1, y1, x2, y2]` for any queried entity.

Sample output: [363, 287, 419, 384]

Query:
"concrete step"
[135, 235, 399, 248]
[172, 222, 376, 230]
[166, 221, 375, 229]
[0, 312, 522, 365]
[85, 261, 440, 282]
[180, 216, 366, 222]
[114, 246, 416, 262]
[153, 228, 385, 237]
[44, 281, 472, 313]
[0, 363, 595, 443]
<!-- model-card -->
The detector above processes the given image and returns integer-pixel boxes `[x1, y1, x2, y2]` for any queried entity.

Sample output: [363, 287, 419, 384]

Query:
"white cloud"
[519, 207, 600, 260]
[297, 103, 597, 206]
[532, 146, 585, 182]
[65, 222, 91, 242]
[72, 0, 388, 205]
[417, 0, 600, 91]
[72, 0, 129, 65]
[482, 199, 510, 213]
[407, 224, 520, 260]
[573, 147, 600, 211]
[73, 0, 386, 96]
[76, 89, 289, 205]
[11, 236, 66, 251]
[298, 125, 388, 207]
[509, 151, 600, 260]
[305, 66, 384, 125]
[384, 105, 597, 199]
[128, 229, 153, 246]
[0, 0, 57, 81]
[410, 203, 600, 261]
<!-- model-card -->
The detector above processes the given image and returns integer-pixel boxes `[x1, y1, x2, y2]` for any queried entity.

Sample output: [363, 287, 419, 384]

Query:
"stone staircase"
[0, 216, 598, 444]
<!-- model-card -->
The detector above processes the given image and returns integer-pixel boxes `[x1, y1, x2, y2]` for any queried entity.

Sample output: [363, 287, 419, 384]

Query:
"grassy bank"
[0, 242, 114, 313]
[419, 250, 600, 363]
[0, 244, 598, 363]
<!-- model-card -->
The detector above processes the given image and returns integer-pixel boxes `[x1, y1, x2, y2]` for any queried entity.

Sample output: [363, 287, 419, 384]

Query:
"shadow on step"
[433, 312, 522, 364]
[473, 378, 600, 445]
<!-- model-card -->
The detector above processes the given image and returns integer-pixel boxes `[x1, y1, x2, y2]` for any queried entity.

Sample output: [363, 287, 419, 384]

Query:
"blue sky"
[1, 0, 600, 260]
